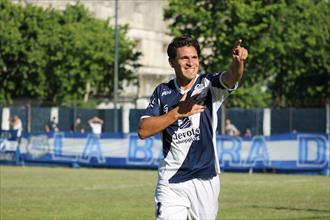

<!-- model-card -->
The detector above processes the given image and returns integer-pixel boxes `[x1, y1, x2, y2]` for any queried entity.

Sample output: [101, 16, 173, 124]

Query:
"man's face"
[169, 46, 199, 83]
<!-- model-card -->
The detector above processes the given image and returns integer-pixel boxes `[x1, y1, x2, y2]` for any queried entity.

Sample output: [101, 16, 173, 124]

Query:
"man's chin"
[184, 70, 197, 76]
[187, 73, 198, 80]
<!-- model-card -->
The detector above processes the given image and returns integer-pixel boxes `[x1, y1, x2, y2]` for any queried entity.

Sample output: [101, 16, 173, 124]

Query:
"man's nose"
[187, 58, 193, 66]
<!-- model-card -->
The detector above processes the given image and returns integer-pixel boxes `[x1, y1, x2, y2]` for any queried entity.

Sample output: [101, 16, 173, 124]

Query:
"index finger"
[234, 39, 242, 48]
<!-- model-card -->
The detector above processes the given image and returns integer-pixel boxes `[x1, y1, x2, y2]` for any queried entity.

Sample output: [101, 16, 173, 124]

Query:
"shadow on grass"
[259, 217, 330, 220]
[246, 205, 330, 219]
[248, 205, 329, 213]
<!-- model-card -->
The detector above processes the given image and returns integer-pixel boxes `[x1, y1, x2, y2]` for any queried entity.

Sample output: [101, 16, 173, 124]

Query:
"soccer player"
[138, 35, 248, 220]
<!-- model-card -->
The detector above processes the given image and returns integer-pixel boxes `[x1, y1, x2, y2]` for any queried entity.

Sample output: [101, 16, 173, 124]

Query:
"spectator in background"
[45, 116, 59, 132]
[225, 118, 240, 136]
[10, 115, 23, 145]
[73, 116, 85, 133]
[88, 116, 103, 135]
[244, 128, 252, 137]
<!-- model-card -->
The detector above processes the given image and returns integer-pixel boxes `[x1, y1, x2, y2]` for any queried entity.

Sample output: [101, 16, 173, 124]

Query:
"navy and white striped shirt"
[141, 72, 237, 184]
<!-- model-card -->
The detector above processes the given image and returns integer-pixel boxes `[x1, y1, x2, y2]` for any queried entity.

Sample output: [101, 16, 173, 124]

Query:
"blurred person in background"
[10, 115, 23, 146]
[88, 116, 103, 136]
[244, 128, 252, 137]
[138, 35, 248, 220]
[225, 118, 240, 136]
[73, 116, 85, 133]
[44, 116, 59, 132]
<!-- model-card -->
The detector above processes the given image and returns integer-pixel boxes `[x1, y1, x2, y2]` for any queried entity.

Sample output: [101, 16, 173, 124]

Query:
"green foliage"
[0, 0, 141, 106]
[164, 0, 330, 107]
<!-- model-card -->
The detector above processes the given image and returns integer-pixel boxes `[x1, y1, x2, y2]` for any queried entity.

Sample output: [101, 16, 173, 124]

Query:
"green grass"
[0, 166, 329, 220]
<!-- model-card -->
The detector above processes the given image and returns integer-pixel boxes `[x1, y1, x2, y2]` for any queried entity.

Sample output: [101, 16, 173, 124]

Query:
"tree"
[164, 0, 330, 107]
[0, 0, 141, 105]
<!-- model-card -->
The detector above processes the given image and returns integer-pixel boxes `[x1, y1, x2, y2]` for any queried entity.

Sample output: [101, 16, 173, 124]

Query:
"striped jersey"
[141, 72, 237, 184]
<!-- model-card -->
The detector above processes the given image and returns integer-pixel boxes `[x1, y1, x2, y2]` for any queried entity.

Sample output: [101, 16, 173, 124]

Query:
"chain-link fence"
[0, 106, 328, 135]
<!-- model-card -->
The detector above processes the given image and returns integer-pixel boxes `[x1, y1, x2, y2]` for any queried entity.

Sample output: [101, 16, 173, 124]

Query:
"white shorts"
[155, 175, 220, 220]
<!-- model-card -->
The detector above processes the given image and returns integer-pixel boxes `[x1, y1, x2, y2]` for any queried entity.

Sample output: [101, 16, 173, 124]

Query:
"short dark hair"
[167, 36, 201, 59]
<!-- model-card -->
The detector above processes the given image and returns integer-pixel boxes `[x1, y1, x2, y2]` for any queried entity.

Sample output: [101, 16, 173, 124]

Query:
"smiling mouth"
[186, 68, 196, 72]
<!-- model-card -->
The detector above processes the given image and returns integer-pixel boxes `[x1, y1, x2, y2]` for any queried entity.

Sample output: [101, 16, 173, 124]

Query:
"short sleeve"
[141, 87, 161, 119]
[219, 71, 238, 91]
[204, 72, 238, 103]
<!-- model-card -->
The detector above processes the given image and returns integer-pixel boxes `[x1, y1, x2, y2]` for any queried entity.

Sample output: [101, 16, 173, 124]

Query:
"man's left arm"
[222, 39, 248, 88]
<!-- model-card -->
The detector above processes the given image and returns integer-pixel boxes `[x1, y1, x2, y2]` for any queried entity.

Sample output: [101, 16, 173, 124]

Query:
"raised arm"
[138, 93, 205, 139]
[222, 39, 248, 88]
[89, 116, 103, 124]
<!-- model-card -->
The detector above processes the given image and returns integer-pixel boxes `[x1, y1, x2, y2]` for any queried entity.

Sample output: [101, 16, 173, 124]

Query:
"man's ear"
[168, 58, 174, 68]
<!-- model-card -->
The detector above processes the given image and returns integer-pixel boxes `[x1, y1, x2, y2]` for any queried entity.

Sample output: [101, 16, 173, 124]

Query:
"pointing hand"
[232, 39, 248, 62]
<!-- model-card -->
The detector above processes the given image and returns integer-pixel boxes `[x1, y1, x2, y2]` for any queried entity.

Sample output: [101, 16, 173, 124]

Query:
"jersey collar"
[174, 74, 200, 95]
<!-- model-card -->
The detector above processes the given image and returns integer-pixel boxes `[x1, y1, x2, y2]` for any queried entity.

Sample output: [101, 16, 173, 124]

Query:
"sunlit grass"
[1, 166, 329, 220]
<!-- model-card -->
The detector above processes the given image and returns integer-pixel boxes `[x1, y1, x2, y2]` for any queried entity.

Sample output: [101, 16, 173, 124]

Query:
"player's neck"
[176, 76, 197, 92]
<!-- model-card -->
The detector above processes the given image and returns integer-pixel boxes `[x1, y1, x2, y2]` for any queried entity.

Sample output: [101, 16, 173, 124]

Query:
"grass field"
[0, 166, 329, 220]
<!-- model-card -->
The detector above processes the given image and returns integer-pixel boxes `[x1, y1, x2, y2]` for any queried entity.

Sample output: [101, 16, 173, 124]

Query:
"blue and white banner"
[1, 131, 329, 175]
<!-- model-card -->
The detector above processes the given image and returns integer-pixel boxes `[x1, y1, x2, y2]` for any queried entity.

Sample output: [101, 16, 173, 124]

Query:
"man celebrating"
[138, 36, 248, 220]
